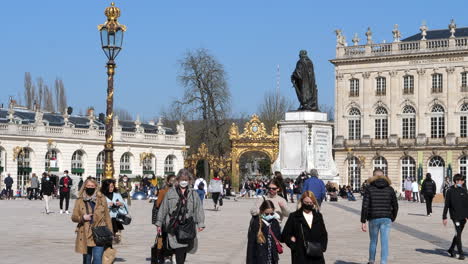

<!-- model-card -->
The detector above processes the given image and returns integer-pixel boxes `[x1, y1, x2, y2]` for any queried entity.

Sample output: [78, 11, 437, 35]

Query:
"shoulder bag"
[268, 227, 283, 254]
[116, 202, 132, 225]
[85, 201, 114, 247]
[300, 224, 323, 257]
[175, 191, 197, 244]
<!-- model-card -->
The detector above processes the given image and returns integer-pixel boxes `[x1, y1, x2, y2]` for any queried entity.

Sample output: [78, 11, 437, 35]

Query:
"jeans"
[60, 191, 70, 210]
[412, 192, 419, 202]
[424, 195, 433, 215]
[82, 246, 104, 264]
[369, 218, 392, 264]
[450, 219, 467, 255]
[44, 195, 51, 213]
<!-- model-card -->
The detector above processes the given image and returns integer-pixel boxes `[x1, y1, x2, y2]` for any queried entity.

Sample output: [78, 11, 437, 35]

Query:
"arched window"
[17, 148, 32, 196]
[430, 104, 445, 138]
[348, 108, 361, 140]
[461, 104, 468, 138]
[401, 156, 416, 189]
[164, 155, 175, 175]
[143, 155, 154, 174]
[348, 157, 361, 191]
[375, 107, 388, 139]
[120, 153, 131, 173]
[350, 79, 359, 97]
[45, 150, 58, 171]
[432, 73, 443, 93]
[376, 77, 386, 96]
[373, 156, 388, 176]
[460, 156, 468, 178]
[71, 150, 84, 176]
[402, 105, 416, 139]
[403, 75, 414, 94]
[96, 151, 105, 183]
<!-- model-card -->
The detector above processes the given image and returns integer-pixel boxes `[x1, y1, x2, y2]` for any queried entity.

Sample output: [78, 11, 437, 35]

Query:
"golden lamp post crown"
[98, 2, 127, 33]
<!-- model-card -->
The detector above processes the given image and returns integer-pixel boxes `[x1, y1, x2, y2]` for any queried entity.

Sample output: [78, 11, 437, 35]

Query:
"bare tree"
[43, 85, 55, 112]
[177, 48, 231, 156]
[258, 90, 294, 132]
[36, 77, 44, 110]
[24, 72, 35, 109]
[55, 78, 67, 113]
[115, 107, 133, 121]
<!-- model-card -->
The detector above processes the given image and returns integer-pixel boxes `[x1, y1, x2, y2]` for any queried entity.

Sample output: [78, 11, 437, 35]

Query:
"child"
[247, 200, 282, 264]
[196, 181, 206, 204]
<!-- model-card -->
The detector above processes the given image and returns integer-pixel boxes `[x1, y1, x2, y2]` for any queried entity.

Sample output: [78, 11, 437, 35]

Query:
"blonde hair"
[78, 178, 99, 198]
[297, 191, 320, 211]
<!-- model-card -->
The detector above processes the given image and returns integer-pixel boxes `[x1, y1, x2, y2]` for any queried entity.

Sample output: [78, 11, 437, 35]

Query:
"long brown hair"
[257, 200, 275, 244]
[297, 191, 320, 211]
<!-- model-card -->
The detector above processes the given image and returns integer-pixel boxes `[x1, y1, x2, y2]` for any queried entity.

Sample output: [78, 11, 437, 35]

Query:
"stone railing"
[335, 135, 468, 148]
[0, 122, 185, 145]
[337, 37, 468, 59]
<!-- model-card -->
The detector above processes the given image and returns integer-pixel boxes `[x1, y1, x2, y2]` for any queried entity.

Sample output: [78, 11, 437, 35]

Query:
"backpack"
[198, 181, 205, 190]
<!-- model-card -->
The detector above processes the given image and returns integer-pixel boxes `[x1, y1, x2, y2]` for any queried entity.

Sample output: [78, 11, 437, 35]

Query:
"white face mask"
[123, 179, 128, 182]
[179, 181, 189, 188]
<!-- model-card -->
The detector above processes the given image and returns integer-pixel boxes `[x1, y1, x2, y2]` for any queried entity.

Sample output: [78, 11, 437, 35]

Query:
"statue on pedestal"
[291, 50, 319, 112]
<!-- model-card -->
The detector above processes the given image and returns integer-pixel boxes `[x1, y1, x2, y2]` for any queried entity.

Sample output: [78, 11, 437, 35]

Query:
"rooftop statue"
[291, 50, 319, 111]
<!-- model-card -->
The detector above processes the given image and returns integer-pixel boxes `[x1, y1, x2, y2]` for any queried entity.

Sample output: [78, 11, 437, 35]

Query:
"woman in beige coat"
[71, 178, 113, 264]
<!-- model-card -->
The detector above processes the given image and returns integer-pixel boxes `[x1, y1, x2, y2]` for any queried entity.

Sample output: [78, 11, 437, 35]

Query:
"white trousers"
[44, 195, 51, 212]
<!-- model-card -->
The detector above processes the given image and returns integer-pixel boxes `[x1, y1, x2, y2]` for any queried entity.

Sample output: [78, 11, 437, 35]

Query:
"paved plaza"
[0, 196, 467, 263]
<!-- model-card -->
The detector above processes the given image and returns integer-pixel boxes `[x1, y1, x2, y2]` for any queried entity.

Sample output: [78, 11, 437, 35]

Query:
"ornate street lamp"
[98, 2, 126, 179]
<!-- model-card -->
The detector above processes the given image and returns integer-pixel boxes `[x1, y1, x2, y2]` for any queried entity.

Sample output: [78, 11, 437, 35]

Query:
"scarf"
[83, 192, 97, 202]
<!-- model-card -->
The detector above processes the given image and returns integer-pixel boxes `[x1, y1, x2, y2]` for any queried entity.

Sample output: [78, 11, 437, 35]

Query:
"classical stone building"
[331, 21, 468, 193]
[0, 105, 186, 195]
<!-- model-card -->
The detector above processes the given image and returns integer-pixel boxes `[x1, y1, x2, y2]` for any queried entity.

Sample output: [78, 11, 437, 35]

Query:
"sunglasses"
[267, 187, 278, 190]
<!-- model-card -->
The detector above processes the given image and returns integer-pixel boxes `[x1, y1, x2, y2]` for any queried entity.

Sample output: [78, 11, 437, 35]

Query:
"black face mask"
[85, 188, 95, 196]
[167, 183, 173, 188]
[302, 204, 314, 211]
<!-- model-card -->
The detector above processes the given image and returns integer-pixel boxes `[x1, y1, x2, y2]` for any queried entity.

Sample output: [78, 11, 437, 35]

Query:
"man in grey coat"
[156, 169, 205, 264]
[29, 173, 40, 200]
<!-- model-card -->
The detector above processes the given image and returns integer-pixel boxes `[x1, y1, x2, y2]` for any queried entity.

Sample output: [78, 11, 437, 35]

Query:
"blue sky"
[1, 0, 467, 120]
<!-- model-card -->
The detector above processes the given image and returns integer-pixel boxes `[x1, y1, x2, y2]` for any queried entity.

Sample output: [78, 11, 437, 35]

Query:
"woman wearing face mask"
[282, 191, 328, 264]
[101, 179, 128, 244]
[71, 178, 113, 264]
[247, 200, 282, 264]
[41, 172, 55, 214]
[118, 175, 132, 206]
[250, 179, 289, 222]
[155, 169, 205, 264]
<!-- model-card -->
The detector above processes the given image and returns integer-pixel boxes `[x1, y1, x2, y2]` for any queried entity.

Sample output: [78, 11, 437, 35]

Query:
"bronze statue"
[291, 50, 319, 111]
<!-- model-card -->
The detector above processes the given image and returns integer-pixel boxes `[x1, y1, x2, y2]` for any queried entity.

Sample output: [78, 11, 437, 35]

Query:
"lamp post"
[98, 2, 126, 180]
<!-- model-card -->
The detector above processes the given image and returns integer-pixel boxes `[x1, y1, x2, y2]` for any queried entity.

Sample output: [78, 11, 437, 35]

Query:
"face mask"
[302, 204, 314, 211]
[457, 184, 463, 188]
[262, 214, 275, 222]
[85, 188, 95, 196]
[123, 179, 128, 182]
[179, 181, 189, 188]
[167, 183, 173, 188]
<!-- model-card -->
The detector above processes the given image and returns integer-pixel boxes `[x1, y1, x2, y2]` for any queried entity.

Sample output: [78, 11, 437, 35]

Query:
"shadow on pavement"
[115, 257, 127, 262]
[335, 261, 361, 264]
[407, 213, 427, 216]
[415, 248, 448, 256]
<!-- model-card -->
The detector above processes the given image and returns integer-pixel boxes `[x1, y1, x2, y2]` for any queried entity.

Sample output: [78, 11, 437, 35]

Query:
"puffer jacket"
[421, 178, 437, 197]
[360, 175, 398, 223]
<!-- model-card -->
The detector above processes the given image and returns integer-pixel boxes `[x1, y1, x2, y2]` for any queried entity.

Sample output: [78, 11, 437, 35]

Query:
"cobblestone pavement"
[0, 197, 467, 264]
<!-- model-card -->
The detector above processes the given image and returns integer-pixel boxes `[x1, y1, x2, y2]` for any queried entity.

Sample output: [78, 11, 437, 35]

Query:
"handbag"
[268, 227, 283, 254]
[175, 216, 196, 244]
[219, 197, 223, 206]
[102, 247, 116, 264]
[116, 212, 132, 225]
[151, 234, 164, 264]
[85, 201, 114, 247]
[300, 224, 323, 257]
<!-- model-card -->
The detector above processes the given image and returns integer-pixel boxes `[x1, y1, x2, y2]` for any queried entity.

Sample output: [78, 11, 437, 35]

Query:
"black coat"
[443, 186, 468, 220]
[246, 216, 282, 264]
[4, 176, 13, 187]
[41, 178, 55, 196]
[421, 178, 437, 197]
[281, 209, 328, 264]
[360, 175, 398, 223]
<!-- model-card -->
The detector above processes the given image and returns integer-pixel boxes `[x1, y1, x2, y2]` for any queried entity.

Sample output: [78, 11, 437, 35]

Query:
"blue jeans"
[369, 218, 392, 264]
[83, 246, 104, 264]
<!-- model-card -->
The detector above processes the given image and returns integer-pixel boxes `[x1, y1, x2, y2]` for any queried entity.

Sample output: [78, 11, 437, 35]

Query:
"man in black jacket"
[421, 173, 437, 216]
[58, 170, 73, 214]
[443, 173, 468, 260]
[4, 173, 13, 200]
[361, 169, 398, 264]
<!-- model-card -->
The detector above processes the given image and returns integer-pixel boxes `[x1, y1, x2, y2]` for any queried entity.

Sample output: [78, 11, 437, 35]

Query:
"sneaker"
[459, 255, 465, 260]
[448, 249, 456, 258]
[65, 211, 70, 215]
[60, 210, 63, 214]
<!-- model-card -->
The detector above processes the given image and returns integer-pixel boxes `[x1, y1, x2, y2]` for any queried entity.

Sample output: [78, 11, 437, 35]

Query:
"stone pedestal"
[273, 111, 338, 182]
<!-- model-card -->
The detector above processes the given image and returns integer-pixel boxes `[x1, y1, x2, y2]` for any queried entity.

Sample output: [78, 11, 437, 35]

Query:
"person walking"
[155, 169, 205, 264]
[251, 179, 290, 223]
[118, 175, 132, 206]
[403, 177, 412, 202]
[78, 176, 84, 192]
[208, 173, 224, 211]
[282, 191, 328, 264]
[71, 177, 113, 264]
[193, 175, 207, 194]
[361, 169, 398, 264]
[421, 173, 437, 216]
[246, 200, 282, 264]
[411, 178, 419, 202]
[302, 169, 326, 206]
[101, 179, 128, 244]
[274, 171, 288, 201]
[4, 173, 13, 200]
[59, 170, 73, 214]
[41, 173, 55, 214]
[443, 173, 468, 260]
[442, 176, 452, 199]
[29, 173, 40, 200]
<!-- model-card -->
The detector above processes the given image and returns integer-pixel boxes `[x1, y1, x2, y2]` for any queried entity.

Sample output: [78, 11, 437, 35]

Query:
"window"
[461, 104, 468, 138]
[96, 151, 105, 184]
[120, 153, 131, 172]
[0, 148, 3, 171]
[348, 108, 361, 140]
[348, 157, 361, 191]
[403, 75, 414, 94]
[462, 72, 468, 92]
[376, 77, 386, 96]
[350, 79, 359, 97]
[164, 155, 175, 174]
[375, 107, 388, 139]
[71, 150, 84, 176]
[401, 156, 416, 190]
[373, 156, 388, 176]
[432, 74, 443, 93]
[461, 156, 468, 178]
[143, 156, 154, 172]
[45, 150, 58, 170]
[402, 106, 416, 139]
[430, 104, 445, 138]
[17, 148, 31, 168]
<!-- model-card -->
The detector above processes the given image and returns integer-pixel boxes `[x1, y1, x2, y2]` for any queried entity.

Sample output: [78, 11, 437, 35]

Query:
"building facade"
[0, 105, 186, 195]
[332, 21, 468, 193]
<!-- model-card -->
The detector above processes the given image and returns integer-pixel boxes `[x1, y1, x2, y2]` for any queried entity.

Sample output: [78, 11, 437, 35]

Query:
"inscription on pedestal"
[314, 130, 330, 170]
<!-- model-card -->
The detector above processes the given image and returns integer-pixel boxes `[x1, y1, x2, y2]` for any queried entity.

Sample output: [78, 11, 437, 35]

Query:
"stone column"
[389, 71, 399, 135]
[446, 67, 456, 134]
[362, 72, 372, 136]
[417, 68, 426, 135]
[335, 72, 345, 137]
